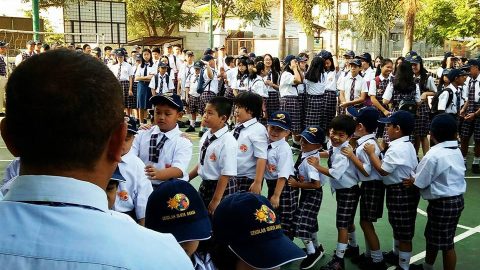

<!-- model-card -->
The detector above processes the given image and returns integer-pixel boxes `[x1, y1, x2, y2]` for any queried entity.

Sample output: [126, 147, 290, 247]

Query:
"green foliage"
[415, 0, 480, 46]
[355, 0, 402, 39]
[290, 0, 333, 35]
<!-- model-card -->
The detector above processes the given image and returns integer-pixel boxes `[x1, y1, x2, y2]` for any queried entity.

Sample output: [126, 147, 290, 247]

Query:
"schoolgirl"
[369, 58, 394, 139]
[135, 49, 156, 123]
[263, 53, 281, 117]
[319, 50, 338, 133]
[304, 56, 326, 128]
[109, 49, 133, 112]
[231, 57, 249, 97]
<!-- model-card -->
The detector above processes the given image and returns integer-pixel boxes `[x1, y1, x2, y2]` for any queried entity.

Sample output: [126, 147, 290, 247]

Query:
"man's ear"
[0, 118, 20, 157]
[106, 122, 127, 163]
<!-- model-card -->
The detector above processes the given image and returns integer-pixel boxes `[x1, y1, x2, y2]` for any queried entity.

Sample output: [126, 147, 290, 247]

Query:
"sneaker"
[409, 263, 424, 270]
[300, 246, 324, 269]
[177, 120, 186, 128]
[185, 125, 196, 132]
[383, 251, 399, 266]
[344, 244, 360, 258]
[351, 253, 368, 265]
[320, 255, 345, 270]
[472, 163, 480, 174]
[358, 258, 387, 270]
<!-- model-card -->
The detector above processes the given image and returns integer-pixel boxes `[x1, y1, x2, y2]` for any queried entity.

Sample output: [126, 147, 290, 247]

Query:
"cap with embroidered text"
[213, 192, 306, 269]
[300, 126, 325, 145]
[150, 94, 184, 111]
[145, 179, 211, 243]
[267, 111, 292, 131]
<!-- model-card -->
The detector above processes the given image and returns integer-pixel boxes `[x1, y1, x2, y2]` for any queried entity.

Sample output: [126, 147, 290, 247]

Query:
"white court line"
[0, 160, 12, 162]
[417, 208, 474, 230]
[465, 176, 480, 178]
[410, 225, 480, 263]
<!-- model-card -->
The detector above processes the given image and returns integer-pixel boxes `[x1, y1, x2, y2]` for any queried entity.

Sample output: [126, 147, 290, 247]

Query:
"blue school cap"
[283, 55, 296, 66]
[157, 62, 168, 68]
[357, 52, 372, 63]
[150, 94, 184, 111]
[447, 68, 468, 82]
[430, 113, 457, 138]
[318, 50, 332, 59]
[349, 58, 362, 67]
[300, 126, 325, 145]
[204, 48, 214, 55]
[110, 167, 126, 182]
[213, 192, 306, 269]
[378, 110, 415, 134]
[193, 61, 203, 69]
[347, 106, 380, 129]
[202, 54, 215, 62]
[405, 51, 422, 64]
[0, 41, 8, 47]
[343, 50, 355, 58]
[145, 179, 211, 243]
[267, 111, 292, 131]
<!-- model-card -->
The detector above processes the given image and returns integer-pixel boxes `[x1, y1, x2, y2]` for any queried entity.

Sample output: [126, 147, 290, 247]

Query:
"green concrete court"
[0, 127, 479, 270]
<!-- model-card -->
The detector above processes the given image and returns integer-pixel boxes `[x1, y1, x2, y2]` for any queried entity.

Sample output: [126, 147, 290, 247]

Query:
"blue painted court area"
[0, 128, 479, 270]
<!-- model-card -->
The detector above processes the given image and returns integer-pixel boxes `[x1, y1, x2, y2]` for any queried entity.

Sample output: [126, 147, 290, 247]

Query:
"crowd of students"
[0, 42, 473, 270]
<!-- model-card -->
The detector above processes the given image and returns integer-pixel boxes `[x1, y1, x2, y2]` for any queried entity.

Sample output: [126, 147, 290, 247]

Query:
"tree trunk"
[278, 0, 286, 58]
[402, 0, 416, 55]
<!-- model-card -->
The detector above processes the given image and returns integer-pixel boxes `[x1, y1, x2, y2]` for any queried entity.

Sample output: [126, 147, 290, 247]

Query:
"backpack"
[398, 95, 418, 114]
[154, 73, 170, 93]
[430, 87, 454, 116]
[364, 77, 381, 107]
[196, 68, 212, 94]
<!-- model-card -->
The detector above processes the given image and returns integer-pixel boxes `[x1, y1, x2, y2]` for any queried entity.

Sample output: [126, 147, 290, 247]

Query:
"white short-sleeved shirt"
[179, 63, 195, 90]
[248, 75, 268, 97]
[325, 71, 337, 92]
[436, 67, 444, 79]
[264, 139, 294, 180]
[438, 84, 461, 113]
[414, 140, 466, 200]
[109, 62, 132, 81]
[368, 74, 391, 96]
[279, 72, 298, 97]
[132, 125, 193, 183]
[115, 151, 153, 219]
[328, 141, 359, 190]
[198, 126, 238, 180]
[338, 74, 368, 102]
[362, 67, 375, 82]
[233, 118, 268, 178]
[231, 73, 248, 91]
[202, 68, 219, 94]
[109, 210, 137, 224]
[135, 64, 157, 78]
[381, 136, 418, 185]
[382, 83, 421, 103]
[130, 64, 141, 82]
[149, 73, 175, 94]
[167, 54, 179, 73]
[415, 75, 436, 92]
[355, 134, 382, 182]
[296, 74, 306, 94]
[186, 73, 201, 97]
[298, 150, 326, 187]
[305, 76, 327, 95]
[463, 76, 480, 101]
[336, 69, 350, 90]
[226, 67, 238, 87]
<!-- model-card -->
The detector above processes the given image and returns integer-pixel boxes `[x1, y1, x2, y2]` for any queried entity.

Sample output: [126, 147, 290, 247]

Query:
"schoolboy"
[411, 114, 466, 270]
[338, 59, 368, 112]
[107, 167, 136, 223]
[149, 62, 175, 95]
[288, 125, 327, 270]
[308, 115, 360, 270]
[198, 54, 220, 137]
[344, 107, 386, 269]
[185, 61, 203, 133]
[145, 179, 215, 268]
[132, 94, 193, 188]
[115, 117, 153, 226]
[231, 92, 268, 193]
[264, 111, 296, 238]
[189, 96, 238, 214]
[364, 110, 419, 270]
[460, 59, 480, 173]
[180, 51, 196, 132]
[438, 68, 467, 117]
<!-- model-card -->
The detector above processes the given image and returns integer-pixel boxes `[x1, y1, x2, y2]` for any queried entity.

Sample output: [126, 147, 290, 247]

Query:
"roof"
[126, 36, 183, 47]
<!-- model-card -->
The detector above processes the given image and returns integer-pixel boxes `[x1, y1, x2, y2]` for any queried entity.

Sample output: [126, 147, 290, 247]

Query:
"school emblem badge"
[254, 204, 276, 224]
[167, 193, 190, 212]
[165, 164, 172, 168]
[240, 144, 248, 152]
[118, 190, 129, 201]
[209, 152, 217, 161]
[275, 113, 285, 120]
[308, 127, 318, 134]
[267, 164, 276, 173]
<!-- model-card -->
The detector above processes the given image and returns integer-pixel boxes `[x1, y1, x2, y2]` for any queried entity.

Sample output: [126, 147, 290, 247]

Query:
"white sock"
[398, 251, 411, 270]
[371, 250, 383, 263]
[348, 231, 358, 247]
[311, 233, 319, 248]
[364, 236, 371, 256]
[423, 263, 434, 270]
[336, 242, 348, 259]
[189, 119, 195, 127]
[303, 240, 316, 255]
[393, 239, 399, 255]
[473, 157, 480, 164]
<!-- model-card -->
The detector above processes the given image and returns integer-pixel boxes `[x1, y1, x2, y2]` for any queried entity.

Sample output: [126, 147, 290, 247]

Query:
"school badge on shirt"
[267, 164, 276, 173]
[254, 205, 276, 224]
[165, 164, 172, 168]
[167, 193, 190, 211]
[118, 190, 129, 201]
[209, 152, 217, 161]
[239, 144, 248, 152]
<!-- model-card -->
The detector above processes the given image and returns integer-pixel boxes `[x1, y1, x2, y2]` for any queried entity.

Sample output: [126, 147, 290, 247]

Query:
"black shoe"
[177, 120, 186, 128]
[198, 130, 204, 137]
[320, 255, 345, 270]
[409, 263, 424, 270]
[344, 244, 360, 258]
[383, 251, 399, 266]
[300, 246, 325, 269]
[472, 163, 480, 174]
[185, 125, 196, 132]
[358, 258, 387, 270]
[351, 253, 368, 265]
